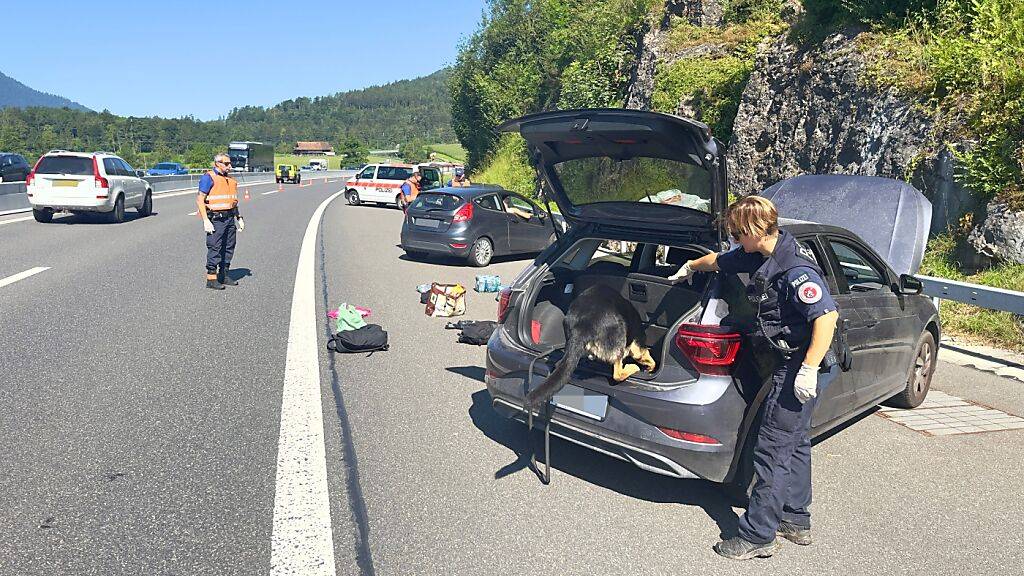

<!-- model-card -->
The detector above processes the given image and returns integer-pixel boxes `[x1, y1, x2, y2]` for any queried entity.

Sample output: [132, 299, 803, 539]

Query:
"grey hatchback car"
[484, 109, 940, 496]
[400, 186, 562, 267]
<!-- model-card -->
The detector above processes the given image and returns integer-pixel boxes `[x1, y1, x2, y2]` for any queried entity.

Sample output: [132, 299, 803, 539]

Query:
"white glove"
[669, 262, 696, 284]
[203, 218, 215, 234]
[236, 217, 244, 232]
[794, 364, 819, 404]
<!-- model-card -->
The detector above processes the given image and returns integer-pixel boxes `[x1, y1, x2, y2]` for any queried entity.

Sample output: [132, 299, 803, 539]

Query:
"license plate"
[550, 384, 608, 421]
[416, 218, 440, 228]
[53, 180, 79, 187]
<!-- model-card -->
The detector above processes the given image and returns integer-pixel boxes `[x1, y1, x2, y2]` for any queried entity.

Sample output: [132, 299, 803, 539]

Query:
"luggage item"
[456, 320, 498, 345]
[425, 283, 466, 317]
[335, 303, 367, 332]
[327, 324, 390, 354]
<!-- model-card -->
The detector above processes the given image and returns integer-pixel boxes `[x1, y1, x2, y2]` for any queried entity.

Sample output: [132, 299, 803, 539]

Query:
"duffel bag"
[328, 324, 390, 353]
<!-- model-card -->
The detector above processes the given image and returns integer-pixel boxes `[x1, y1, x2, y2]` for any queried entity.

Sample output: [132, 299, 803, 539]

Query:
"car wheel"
[885, 330, 937, 409]
[348, 190, 361, 206]
[468, 237, 493, 267]
[109, 195, 125, 223]
[32, 208, 53, 223]
[138, 191, 153, 217]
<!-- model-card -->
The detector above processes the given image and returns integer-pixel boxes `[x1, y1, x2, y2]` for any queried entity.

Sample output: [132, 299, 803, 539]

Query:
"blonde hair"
[725, 195, 778, 238]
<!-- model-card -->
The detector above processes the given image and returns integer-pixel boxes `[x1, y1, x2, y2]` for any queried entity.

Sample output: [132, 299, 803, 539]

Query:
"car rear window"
[35, 156, 93, 175]
[411, 193, 462, 212]
[377, 166, 414, 180]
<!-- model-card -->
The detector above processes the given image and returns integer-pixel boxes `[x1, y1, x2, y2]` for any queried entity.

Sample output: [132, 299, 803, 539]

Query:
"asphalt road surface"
[1, 177, 1021, 575]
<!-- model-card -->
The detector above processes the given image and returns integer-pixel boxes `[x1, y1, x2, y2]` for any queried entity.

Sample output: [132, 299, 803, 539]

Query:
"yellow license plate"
[53, 180, 80, 187]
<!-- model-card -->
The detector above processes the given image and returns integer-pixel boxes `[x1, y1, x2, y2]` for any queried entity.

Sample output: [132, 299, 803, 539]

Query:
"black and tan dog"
[526, 284, 655, 408]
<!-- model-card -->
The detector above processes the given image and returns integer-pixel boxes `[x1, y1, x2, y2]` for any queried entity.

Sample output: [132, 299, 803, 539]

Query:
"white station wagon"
[27, 151, 153, 223]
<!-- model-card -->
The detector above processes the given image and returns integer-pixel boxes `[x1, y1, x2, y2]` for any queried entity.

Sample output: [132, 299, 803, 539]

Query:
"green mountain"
[0, 71, 89, 111]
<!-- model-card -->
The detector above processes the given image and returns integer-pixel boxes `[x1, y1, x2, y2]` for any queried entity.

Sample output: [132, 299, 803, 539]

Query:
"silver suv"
[26, 151, 153, 223]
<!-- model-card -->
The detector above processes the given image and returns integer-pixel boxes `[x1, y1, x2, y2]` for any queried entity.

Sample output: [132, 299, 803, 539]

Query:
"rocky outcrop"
[969, 201, 1024, 265]
[728, 32, 933, 198]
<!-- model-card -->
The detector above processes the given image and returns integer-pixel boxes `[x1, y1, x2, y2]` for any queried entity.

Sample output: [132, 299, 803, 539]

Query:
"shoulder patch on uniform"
[797, 281, 823, 304]
[798, 244, 816, 262]
[789, 273, 809, 287]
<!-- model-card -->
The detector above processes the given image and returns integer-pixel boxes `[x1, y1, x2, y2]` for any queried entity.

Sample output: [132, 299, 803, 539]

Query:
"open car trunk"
[520, 239, 723, 382]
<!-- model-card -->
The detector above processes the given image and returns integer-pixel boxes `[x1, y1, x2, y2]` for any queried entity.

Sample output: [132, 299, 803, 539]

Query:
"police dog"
[526, 284, 655, 408]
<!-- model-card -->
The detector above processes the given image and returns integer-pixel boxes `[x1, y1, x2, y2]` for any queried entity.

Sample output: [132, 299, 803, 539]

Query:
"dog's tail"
[526, 336, 585, 409]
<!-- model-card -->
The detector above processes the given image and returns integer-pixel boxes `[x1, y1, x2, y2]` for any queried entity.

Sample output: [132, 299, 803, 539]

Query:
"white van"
[309, 159, 328, 171]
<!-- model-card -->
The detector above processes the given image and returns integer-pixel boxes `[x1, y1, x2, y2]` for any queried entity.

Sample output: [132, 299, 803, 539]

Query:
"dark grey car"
[400, 185, 562, 267]
[1, 153, 31, 182]
[485, 109, 939, 495]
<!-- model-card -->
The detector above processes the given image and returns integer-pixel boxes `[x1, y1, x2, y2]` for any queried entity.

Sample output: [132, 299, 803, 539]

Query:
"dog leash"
[525, 346, 563, 485]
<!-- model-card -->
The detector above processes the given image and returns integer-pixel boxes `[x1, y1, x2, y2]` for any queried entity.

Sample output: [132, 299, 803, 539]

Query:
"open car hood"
[760, 175, 932, 276]
[497, 109, 727, 235]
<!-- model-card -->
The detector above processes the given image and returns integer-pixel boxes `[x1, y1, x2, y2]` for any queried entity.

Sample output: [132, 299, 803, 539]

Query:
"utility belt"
[207, 208, 238, 221]
[749, 328, 850, 374]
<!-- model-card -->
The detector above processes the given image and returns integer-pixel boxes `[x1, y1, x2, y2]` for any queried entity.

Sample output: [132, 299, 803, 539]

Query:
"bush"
[470, 134, 535, 197]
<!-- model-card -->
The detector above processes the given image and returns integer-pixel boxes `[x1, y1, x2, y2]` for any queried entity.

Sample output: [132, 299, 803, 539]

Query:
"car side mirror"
[135, 170, 145, 178]
[897, 274, 923, 295]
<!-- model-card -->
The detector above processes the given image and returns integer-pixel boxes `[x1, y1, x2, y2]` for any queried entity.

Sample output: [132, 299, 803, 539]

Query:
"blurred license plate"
[53, 180, 79, 187]
[416, 218, 440, 228]
[551, 384, 607, 421]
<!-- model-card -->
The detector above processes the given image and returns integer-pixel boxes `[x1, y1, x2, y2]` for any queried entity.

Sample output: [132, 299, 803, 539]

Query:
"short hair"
[214, 153, 230, 163]
[725, 195, 778, 238]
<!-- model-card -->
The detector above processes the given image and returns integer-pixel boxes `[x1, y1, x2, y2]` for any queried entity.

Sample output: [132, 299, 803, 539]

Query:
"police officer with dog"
[197, 153, 244, 290]
[670, 195, 840, 560]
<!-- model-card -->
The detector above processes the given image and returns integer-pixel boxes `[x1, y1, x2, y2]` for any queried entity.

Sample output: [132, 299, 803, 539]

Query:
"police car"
[343, 163, 442, 209]
[486, 108, 939, 498]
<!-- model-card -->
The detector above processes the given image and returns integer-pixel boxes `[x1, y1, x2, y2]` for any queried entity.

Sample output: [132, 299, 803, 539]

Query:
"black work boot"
[218, 268, 238, 286]
[206, 274, 225, 290]
[777, 521, 812, 546]
[713, 536, 779, 560]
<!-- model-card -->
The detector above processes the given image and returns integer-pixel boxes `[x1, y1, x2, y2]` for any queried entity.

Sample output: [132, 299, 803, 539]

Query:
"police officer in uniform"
[197, 153, 244, 290]
[447, 166, 472, 187]
[671, 196, 839, 560]
[400, 168, 422, 210]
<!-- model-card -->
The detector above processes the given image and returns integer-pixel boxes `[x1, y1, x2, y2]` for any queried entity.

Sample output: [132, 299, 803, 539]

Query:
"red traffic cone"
[278, 182, 284, 192]
[244, 189, 251, 202]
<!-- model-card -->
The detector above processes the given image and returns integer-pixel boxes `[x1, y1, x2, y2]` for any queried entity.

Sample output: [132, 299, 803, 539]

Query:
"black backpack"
[457, 321, 498, 345]
[328, 324, 390, 353]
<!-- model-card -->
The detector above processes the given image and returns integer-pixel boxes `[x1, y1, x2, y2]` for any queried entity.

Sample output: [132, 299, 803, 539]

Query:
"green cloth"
[335, 303, 367, 332]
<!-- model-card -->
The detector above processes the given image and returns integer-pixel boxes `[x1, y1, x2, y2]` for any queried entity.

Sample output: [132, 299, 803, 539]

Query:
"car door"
[102, 158, 126, 200]
[502, 193, 550, 253]
[119, 159, 144, 205]
[794, 235, 859, 428]
[473, 194, 511, 254]
[824, 235, 915, 408]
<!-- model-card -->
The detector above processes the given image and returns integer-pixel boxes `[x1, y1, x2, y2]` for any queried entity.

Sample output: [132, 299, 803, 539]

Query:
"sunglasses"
[218, 160, 232, 165]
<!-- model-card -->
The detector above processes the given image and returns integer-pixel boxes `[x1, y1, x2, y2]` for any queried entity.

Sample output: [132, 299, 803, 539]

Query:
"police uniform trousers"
[737, 355, 838, 544]
[205, 211, 236, 274]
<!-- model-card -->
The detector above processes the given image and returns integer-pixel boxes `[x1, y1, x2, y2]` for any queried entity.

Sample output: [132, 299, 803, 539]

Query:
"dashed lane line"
[0, 267, 50, 290]
[270, 190, 345, 575]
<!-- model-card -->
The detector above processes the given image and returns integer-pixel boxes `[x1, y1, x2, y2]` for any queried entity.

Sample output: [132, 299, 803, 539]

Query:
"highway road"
[1, 176, 1021, 575]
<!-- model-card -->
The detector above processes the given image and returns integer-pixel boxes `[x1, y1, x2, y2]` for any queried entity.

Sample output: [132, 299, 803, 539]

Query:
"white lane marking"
[0, 216, 33, 227]
[188, 211, 198, 216]
[0, 267, 50, 289]
[262, 190, 278, 195]
[271, 190, 344, 575]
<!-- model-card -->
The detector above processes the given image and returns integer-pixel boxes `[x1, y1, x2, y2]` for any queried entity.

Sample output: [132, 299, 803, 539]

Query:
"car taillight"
[92, 157, 109, 188]
[657, 427, 722, 445]
[674, 323, 741, 376]
[497, 287, 512, 322]
[452, 201, 473, 223]
[25, 156, 43, 186]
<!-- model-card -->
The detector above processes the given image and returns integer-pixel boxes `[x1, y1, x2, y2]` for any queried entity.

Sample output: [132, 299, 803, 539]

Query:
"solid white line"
[0, 267, 50, 289]
[270, 190, 344, 576]
[262, 190, 278, 195]
[0, 216, 33, 227]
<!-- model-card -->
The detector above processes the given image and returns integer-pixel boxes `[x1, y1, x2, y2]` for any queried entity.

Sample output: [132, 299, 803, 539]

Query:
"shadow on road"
[51, 211, 157, 225]
[397, 245, 540, 268]
[464, 385, 741, 539]
[225, 267, 254, 282]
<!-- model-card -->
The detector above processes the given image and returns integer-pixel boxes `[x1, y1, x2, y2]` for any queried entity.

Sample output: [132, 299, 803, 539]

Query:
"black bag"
[328, 324, 390, 353]
[457, 321, 498, 345]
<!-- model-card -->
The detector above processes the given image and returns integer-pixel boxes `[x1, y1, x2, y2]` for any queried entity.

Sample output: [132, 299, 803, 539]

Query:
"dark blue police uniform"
[198, 169, 237, 278]
[716, 229, 838, 545]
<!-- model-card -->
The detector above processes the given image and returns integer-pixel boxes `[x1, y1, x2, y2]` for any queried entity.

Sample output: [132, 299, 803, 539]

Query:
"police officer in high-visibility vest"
[197, 153, 244, 290]
[447, 166, 471, 187]
[670, 196, 840, 560]
[400, 168, 422, 209]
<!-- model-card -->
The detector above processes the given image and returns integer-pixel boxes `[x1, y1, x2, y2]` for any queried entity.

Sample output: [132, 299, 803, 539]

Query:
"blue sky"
[3, 0, 485, 120]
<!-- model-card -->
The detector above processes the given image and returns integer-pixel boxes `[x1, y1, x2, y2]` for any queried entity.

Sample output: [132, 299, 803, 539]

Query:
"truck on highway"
[227, 141, 273, 172]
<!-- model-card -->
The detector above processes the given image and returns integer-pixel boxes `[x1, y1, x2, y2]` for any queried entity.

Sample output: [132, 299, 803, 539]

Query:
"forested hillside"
[0, 71, 89, 111]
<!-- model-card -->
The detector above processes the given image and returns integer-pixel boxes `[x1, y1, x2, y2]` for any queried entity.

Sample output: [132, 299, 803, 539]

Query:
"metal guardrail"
[919, 275, 1024, 315]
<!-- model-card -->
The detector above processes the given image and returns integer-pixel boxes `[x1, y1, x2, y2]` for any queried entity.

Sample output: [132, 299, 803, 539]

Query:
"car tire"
[276, 178, 281, 184]
[468, 237, 493, 267]
[885, 330, 937, 409]
[348, 190, 361, 206]
[32, 208, 53, 223]
[138, 191, 153, 217]
[109, 195, 125, 223]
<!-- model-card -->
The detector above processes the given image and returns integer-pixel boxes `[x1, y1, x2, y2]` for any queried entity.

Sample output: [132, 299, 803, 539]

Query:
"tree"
[336, 137, 368, 166]
[399, 138, 430, 164]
